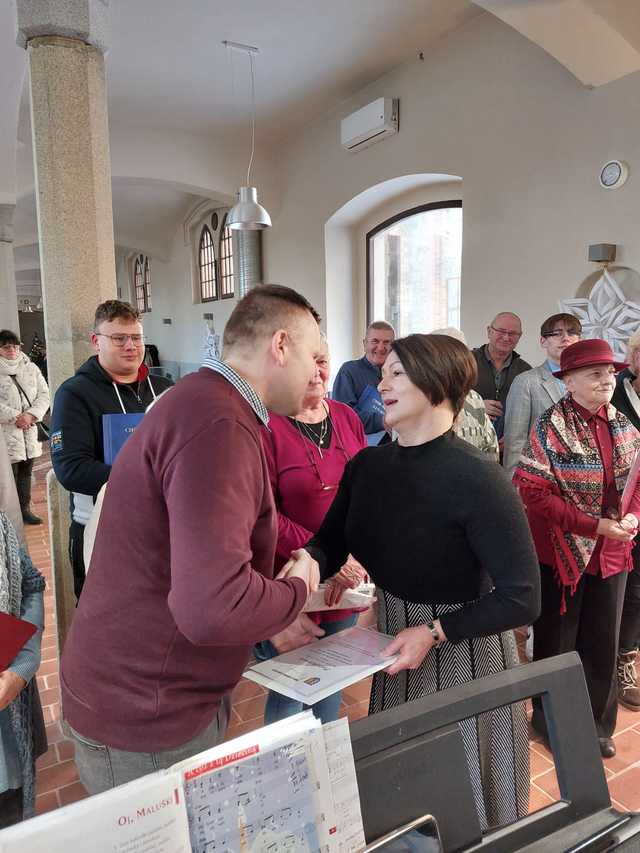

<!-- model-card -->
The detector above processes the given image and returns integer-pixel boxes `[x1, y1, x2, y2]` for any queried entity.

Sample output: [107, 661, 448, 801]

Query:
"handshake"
[276, 548, 320, 596]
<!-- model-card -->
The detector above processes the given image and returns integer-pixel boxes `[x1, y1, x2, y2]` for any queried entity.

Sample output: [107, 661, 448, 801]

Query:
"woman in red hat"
[514, 338, 640, 758]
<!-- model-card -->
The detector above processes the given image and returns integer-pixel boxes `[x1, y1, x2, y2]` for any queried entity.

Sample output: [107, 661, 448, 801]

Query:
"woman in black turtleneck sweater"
[306, 334, 540, 832]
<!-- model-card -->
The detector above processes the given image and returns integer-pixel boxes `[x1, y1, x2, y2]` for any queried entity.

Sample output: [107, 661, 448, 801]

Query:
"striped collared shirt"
[202, 356, 269, 427]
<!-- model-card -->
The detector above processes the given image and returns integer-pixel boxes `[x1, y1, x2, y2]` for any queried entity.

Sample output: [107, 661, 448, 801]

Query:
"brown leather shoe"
[598, 737, 616, 758]
[618, 649, 640, 711]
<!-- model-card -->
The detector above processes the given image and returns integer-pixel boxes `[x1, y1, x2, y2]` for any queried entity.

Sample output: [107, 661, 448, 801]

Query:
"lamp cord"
[247, 51, 255, 187]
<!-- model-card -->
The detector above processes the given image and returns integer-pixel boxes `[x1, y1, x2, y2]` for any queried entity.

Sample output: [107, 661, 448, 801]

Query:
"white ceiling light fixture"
[223, 40, 271, 231]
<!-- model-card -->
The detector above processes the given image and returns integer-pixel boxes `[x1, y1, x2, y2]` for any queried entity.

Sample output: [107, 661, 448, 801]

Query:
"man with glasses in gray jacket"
[503, 313, 581, 477]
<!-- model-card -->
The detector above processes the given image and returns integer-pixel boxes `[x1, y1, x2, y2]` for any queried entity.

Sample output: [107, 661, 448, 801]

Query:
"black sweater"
[50, 356, 173, 499]
[307, 430, 540, 643]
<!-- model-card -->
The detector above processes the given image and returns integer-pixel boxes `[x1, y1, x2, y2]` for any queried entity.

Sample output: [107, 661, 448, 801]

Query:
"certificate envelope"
[0, 611, 37, 671]
[244, 626, 397, 705]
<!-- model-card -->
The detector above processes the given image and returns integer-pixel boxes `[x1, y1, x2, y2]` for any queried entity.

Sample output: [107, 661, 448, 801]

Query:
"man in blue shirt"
[332, 321, 394, 445]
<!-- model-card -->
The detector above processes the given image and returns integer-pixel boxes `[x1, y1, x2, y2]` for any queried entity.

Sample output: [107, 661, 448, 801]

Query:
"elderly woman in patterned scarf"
[0, 429, 46, 827]
[514, 338, 640, 759]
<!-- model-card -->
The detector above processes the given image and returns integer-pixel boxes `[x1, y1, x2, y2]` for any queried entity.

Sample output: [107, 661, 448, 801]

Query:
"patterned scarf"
[513, 397, 640, 597]
[0, 513, 47, 818]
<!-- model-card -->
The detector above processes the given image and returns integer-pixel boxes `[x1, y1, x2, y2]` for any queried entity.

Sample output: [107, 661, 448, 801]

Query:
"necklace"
[289, 403, 350, 491]
[290, 402, 331, 457]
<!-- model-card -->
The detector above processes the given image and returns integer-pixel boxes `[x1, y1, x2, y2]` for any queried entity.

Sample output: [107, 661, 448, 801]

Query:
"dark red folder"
[0, 611, 37, 671]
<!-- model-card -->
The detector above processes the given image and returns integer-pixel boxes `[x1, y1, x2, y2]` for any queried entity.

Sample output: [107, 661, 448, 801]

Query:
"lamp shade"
[226, 186, 271, 230]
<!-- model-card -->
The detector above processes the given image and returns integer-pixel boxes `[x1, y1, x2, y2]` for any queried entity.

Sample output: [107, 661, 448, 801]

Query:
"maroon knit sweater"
[60, 368, 306, 752]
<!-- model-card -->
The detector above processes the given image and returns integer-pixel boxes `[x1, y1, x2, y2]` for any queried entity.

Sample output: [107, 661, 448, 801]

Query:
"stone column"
[0, 205, 19, 335]
[16, 0, 117, 649]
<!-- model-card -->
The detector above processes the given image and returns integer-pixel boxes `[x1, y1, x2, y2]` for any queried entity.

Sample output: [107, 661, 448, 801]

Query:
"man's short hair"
[490, 312, 522, 328]
[94, 300, 140, 330]
[0, 329, 21, 347]
[540, 313, 582, 338]
[391, 334, 477, 418]
[366, 321, 395, 337]
[222, 284, 321, 351]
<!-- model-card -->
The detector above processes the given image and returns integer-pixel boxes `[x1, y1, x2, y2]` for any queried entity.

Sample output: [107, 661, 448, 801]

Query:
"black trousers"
[0, 788, 23, 828]
[532, 563, 627, 738]
[68, 520, 86, 601]
[619, 547, 640, 653]
[11, 458, 34, 511]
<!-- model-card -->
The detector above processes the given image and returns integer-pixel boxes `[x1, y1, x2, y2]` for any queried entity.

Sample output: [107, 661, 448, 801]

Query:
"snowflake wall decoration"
[559, 268, 640, 361]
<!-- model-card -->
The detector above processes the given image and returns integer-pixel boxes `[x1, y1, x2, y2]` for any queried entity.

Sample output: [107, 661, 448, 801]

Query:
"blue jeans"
[254, 613, 358, 725]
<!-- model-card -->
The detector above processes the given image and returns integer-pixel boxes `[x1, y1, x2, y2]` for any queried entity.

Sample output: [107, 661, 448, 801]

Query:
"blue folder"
[102, 412, 144, 465]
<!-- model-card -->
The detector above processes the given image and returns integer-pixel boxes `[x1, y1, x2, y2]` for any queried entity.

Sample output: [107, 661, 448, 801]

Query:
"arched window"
[144, 257, 152, 311]
[219, 215, 234, 299]
[134, 254, 151, 312]
[367, 201, 462, 335]
[199, 225, 218, 302]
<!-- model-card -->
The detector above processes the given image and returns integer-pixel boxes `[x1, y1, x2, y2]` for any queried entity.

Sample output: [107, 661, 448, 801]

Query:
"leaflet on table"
[322, 718, 367, 853]
[172, 711, 337, 853]
[303, 582, 376, 612]
[0, 769, 189, 853]
[244, 626, 397, 705]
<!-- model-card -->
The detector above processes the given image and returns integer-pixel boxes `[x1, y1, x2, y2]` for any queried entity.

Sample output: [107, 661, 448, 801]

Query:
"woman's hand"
[15, 413, 35, 430]
[0, 670, 27, 711]
[324, 556, 368, 606]
[381, 622, 445, 676]
[619, 513, 639, 534]
[597, 518, 636, 542]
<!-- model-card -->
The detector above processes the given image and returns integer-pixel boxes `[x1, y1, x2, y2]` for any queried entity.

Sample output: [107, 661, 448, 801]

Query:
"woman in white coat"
[0, 331, 50, 525]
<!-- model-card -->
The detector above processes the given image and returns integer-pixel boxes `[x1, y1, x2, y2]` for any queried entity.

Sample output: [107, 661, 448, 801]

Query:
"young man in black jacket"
[50, 300, 173, 598]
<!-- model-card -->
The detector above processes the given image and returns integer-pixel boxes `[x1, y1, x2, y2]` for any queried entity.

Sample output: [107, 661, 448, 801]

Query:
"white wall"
[115, 224, 240, 376]
[263, 12, 640, 367]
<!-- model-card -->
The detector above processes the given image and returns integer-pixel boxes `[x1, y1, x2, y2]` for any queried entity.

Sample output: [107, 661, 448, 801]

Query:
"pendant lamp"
[224, 42, 271, 231]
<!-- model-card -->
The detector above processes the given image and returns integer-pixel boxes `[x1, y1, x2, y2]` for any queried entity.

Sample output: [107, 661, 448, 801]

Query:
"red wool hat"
[552, 338, 627, 378]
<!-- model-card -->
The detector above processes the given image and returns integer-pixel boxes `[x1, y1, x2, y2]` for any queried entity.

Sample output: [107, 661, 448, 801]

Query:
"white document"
[244, 626, 396, 705]
[323, 719, 366, 853]
[0, 770, 190, 853]
[173, 711, 335, 853]
[303, 583, 376, 613]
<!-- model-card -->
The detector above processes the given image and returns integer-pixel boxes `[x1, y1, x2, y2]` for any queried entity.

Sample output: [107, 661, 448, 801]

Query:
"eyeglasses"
[543, 329, 580, 339]
[96, 333, 146, 347]
[490, 326, 521, 339]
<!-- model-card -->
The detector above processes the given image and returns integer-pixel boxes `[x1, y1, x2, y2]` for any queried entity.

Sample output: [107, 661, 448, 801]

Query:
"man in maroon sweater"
[60, 285, 323, 793]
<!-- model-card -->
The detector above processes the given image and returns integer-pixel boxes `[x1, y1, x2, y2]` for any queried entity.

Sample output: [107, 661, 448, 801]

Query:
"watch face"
[601, 161, 622, 187]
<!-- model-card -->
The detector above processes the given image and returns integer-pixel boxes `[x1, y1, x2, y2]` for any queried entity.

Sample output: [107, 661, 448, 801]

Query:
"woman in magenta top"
[257, 338, 368, 723]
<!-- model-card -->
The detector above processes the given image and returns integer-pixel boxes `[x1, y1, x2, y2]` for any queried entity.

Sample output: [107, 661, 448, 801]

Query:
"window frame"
[365, 200, 462, 327]
[218, 214, 235, 300]
[134, 255, 146, 313]
[199, 224, 218, 303]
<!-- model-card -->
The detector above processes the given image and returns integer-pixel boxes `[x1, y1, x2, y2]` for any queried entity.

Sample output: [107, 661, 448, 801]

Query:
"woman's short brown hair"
[391, 334, 477, 418]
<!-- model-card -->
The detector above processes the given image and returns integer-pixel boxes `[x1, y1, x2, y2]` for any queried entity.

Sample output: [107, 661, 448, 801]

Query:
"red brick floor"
[24, 456, 640, 820]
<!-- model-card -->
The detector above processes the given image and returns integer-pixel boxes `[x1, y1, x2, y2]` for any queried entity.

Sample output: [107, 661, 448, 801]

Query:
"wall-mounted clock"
[599, 160, 629, 190]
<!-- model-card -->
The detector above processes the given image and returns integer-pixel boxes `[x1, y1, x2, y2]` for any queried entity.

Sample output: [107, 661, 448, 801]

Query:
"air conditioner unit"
[340, 98, 398, 152]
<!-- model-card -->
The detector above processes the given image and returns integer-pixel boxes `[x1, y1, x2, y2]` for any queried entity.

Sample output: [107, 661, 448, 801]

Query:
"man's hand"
[0, 670, 27, 711]
[597, 518, 636, 542]
[270, 613, 325, 653]
[483, 399, 503, 420]
[324, 556, 368, 607]
[277, 549, 320, 596]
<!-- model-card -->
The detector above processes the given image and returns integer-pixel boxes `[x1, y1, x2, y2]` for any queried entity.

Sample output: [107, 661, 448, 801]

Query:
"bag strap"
[9, 375, 33, 410]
